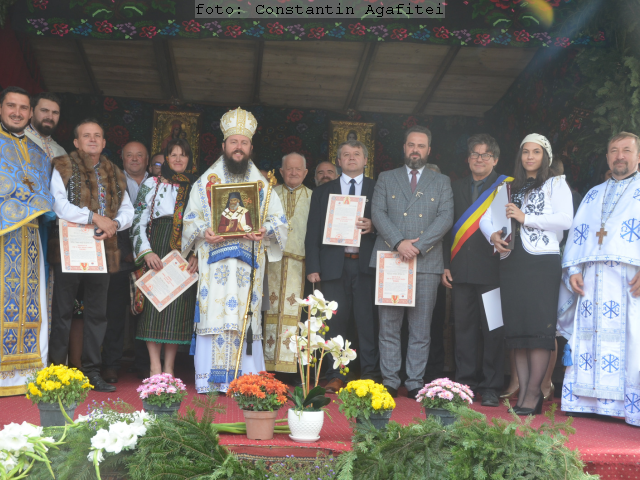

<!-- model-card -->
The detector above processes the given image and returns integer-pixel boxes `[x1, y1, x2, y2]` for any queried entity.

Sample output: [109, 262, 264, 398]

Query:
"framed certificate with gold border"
[210, 182, 261, 239]
[59, 221, 106, 273]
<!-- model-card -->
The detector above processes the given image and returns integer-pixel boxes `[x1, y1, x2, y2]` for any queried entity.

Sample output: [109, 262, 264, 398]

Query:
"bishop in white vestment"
[182, 108, 287, 393]
[558, 133, 640, 425]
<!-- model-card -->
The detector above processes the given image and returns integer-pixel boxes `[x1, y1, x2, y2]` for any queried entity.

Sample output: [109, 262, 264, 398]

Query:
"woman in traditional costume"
[131, 138, 198, 376]
[480, 134, 573, 415]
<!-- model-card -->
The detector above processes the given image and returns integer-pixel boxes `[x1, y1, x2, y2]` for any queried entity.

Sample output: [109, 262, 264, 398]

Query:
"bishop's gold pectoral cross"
[22, 176, 35, 193]
[596, 226, 608, 249]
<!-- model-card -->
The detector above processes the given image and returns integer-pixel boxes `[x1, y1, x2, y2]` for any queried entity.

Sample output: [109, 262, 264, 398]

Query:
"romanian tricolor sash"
[450, 175, 514, 261]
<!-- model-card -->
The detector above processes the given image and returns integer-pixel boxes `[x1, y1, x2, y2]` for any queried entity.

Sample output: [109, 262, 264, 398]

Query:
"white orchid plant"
[286, 290, 357, 412]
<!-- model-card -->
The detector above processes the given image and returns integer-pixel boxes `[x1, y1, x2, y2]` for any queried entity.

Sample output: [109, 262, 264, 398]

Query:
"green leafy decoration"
[120, 2, 149, 18]
[471, 0, 495, 20]
[151, 0, 176, 14]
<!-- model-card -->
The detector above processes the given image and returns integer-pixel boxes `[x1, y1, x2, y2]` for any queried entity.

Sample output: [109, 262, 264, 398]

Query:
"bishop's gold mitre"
[220, 107, 258, 141]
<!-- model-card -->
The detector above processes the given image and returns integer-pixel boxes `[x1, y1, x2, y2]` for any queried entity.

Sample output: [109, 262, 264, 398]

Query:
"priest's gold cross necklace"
[10, 137, 36, 193]
[597, 175, 635, 248]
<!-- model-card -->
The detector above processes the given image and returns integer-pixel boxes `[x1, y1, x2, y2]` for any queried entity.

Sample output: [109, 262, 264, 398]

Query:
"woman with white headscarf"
[480, 134, 573, 415]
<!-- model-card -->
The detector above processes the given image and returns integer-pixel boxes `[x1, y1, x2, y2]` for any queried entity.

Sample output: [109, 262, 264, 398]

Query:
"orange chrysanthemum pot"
[242, 410, 279, 440]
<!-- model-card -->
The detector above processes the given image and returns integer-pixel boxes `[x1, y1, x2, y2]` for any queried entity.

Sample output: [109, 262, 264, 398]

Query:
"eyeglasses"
[153, 162, 163, 166]
[469, 153, 494, 161]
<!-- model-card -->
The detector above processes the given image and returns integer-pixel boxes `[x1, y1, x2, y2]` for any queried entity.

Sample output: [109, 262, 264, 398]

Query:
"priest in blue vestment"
[0, 86, 55, 396]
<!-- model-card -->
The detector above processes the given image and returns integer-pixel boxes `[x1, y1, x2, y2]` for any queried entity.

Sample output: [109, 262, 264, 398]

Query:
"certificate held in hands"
[322, 194, 366, 247]
[375, 251, 416, 306]
[491, 182, 515, 250]
[59, 221, 106, 273]
[135, 250, 198, 312]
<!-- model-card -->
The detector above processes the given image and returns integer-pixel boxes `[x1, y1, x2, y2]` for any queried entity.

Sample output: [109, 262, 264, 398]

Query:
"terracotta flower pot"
[242, 410, 279, 440]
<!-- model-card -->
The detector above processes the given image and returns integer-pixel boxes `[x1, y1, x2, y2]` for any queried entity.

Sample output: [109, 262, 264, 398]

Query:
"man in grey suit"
[371, 125, 454, 399]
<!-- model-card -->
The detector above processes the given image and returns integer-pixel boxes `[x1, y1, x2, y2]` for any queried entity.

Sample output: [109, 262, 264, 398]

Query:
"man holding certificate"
[305, 140, 380, 393]
[371, 126, 454, 399]
[49, 119, 134, 393]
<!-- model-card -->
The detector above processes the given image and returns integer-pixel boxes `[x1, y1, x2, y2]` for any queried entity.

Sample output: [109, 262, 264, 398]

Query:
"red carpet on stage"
[1, 365, 639, 479]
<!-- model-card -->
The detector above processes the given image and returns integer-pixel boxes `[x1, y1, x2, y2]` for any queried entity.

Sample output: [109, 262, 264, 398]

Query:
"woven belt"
[344, 253, 359, 259]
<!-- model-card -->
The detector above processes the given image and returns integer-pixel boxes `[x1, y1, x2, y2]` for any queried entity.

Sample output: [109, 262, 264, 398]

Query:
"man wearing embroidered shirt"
[49, 119, 134, 393]
[558, 132, 640, 426]
[25, 92, 66, 176]
[305, 140, 380, 393]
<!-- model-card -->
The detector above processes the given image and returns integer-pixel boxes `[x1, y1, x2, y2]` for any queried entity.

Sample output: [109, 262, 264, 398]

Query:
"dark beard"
[32, 118, 57, 136]
[223, 151, 251, 175]
[404, 154, 428, 170]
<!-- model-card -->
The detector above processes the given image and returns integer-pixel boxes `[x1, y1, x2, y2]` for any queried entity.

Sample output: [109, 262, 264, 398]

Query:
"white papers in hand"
[491, 184, 511, 241]
[482, 288, 504, 331]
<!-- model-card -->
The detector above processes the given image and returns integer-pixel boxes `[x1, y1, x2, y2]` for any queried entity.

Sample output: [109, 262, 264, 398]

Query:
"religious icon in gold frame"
[210, 182, 261, 239]
[151, 110, 201, 174]
[328, 120, 376, 179]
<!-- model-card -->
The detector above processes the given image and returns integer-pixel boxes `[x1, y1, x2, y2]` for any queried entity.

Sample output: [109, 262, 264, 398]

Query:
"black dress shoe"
[481, 390, 499, 407]
[516, 395, 543, 416]
[384, 385, 398, 398]
[407, 388, 421, 400]
[89, 375, 117, 393]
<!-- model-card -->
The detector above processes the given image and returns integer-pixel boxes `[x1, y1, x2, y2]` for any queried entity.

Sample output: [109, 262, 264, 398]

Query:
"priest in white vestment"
[182, 108, 287, 393]
[558, 132, 640, 425]
[264, 152, 312, 373]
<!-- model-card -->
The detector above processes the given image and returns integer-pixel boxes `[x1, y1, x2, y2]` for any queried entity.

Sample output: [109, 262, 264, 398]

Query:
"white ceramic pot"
[287, 408, 324, 442]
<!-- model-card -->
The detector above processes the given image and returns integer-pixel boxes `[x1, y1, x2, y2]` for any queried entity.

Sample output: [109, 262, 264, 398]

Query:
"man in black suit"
[305, 140, 379, 393]
[442, 134, 504, 407]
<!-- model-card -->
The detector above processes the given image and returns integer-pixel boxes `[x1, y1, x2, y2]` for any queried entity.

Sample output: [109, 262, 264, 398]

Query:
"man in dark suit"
[371, 126, 454, 399]
[305, 140, 379, 393]
[442, 134, 504, 407]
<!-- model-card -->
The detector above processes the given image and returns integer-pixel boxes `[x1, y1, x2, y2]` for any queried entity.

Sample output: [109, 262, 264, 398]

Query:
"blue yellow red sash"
[450, 175, 513, 261]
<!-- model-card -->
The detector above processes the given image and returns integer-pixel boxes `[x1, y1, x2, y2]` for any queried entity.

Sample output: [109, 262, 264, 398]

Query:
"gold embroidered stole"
[0, 223, 43, 374]
[264, 185, 311, 372]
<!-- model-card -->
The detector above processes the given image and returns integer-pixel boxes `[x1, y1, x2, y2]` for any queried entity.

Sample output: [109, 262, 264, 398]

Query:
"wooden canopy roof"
[28, 37, 536, 117]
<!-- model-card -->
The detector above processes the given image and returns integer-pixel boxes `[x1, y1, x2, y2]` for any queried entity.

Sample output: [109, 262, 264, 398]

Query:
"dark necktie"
[410, 170, 418, 193]
[349, 178, 356, 195]
[471, 180, 483, 202]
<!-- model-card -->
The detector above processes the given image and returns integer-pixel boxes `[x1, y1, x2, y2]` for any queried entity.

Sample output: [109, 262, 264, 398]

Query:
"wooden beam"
[75, 40, 101, 95]
[412, 45, 461, 115]
[251, 41, 264, 104]
[343, 43, 378, 110]
[153, 39, 181, 101]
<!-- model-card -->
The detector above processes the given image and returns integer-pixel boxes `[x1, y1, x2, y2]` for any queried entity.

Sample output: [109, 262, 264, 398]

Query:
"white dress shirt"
[340, 172, 363, 253]
[50, 168, 134, 230]
[405, 165, 425, 184]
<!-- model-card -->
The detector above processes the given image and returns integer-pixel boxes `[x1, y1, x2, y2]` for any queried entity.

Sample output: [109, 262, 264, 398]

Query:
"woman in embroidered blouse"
[480, 134, 573, 415]
[131, 138, 198, 377]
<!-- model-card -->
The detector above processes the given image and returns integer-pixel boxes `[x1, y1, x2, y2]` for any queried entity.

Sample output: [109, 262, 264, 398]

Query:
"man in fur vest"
[48, 118, 134, 392]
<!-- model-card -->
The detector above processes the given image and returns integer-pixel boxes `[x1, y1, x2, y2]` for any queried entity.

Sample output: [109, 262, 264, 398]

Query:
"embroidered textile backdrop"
[12, 0, 604, 47]
[50, 93, 498, 188]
